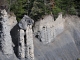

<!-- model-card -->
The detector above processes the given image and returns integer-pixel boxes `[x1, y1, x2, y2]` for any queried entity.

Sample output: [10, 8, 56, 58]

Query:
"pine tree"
[53, 0, 76, 15]
[9, 0, 79, 21]
[10, 0, 52, 21]
[30, 0, 45, 21]
[10, 0, 27, 21]
[30, 0, 53, 21]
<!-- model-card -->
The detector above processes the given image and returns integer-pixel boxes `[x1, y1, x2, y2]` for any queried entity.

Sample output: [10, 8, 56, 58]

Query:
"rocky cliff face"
[18, 15, 34, 60]
[0, 9, 18, 60]
[34, 15, 80, 60]
[0, 9, 34, 60]
[0, 9, 80, 60]
[0, 9, 17, 55]
[34, 13, 64, 44]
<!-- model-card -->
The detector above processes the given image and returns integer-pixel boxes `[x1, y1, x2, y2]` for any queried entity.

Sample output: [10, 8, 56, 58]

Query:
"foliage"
[74, 0, 80, 16]
[77, 58, 80, 60]
[30, 0, 51, 21]
[6, 0, 80, 21]
[10, 0, 27, 21]
[52, 6, 62, 19]
[10, 0, 52, 22]
[53, 0, 76, 16]
[68, 7, 76, 15]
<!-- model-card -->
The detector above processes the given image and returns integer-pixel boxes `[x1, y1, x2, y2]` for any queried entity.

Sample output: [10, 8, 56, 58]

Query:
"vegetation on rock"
[1, 0, 80, 21]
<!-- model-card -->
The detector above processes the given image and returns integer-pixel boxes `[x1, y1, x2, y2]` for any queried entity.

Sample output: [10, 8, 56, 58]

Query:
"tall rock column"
[26, 25, 34, 60]
[18, 15, 34, 60]
[0, 9, 17, 55]
[18, 29, 25, 58]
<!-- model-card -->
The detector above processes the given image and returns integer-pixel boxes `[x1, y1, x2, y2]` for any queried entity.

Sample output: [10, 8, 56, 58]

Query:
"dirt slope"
[34, 16, 80, 60]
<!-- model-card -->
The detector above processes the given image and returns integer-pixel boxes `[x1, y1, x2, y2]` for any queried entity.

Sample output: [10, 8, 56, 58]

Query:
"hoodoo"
[18, 15, 34, 60]
[0, 9, 17, 55]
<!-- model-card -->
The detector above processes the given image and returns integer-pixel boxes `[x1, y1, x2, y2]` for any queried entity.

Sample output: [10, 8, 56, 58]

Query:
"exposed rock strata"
[18, 15, 34, 60]
[34, 13, 65, 44]
[0, 8, 80, 60]
[0, 9, 17, 55]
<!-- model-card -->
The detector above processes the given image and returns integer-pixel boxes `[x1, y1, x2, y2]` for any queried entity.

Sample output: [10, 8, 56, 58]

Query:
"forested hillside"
[0, 0, 80, 21]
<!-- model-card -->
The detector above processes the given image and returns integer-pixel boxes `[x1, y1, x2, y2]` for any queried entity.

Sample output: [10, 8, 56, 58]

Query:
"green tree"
[74, 0, 80, 16]
[10, 0, 52, 22]
[9, 0, 79, 22]
[28, 0, 53, 21]
[10, 0, 27, 21]
[30, 0, 46, 21]
[53, 0, 76, 15]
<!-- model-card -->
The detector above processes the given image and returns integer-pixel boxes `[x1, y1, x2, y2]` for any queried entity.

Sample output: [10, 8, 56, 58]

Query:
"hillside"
[0, 0, 80, 60]
[0, 13, 80, 60]
[34, 15, 80, 60]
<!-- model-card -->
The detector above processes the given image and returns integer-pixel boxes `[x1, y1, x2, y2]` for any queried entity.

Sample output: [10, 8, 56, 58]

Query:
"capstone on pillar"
[18, 15, 34, 60]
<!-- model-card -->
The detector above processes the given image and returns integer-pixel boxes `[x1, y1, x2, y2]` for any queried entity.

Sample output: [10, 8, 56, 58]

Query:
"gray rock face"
[18, 29, 25, 58]
[0, 9, 80, 60]
[0, 51, 19, 60]
[34, 13, 64, 44]
[18, 15, 34, 60]
[0, 9, 17, 55]
[34, 15, 80, 60]
[25, 25, 34, 60]
[18, 15, 34, 30]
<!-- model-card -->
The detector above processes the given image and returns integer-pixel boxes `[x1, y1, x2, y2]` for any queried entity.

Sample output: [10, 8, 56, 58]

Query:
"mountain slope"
[34, 16, 80, 60]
